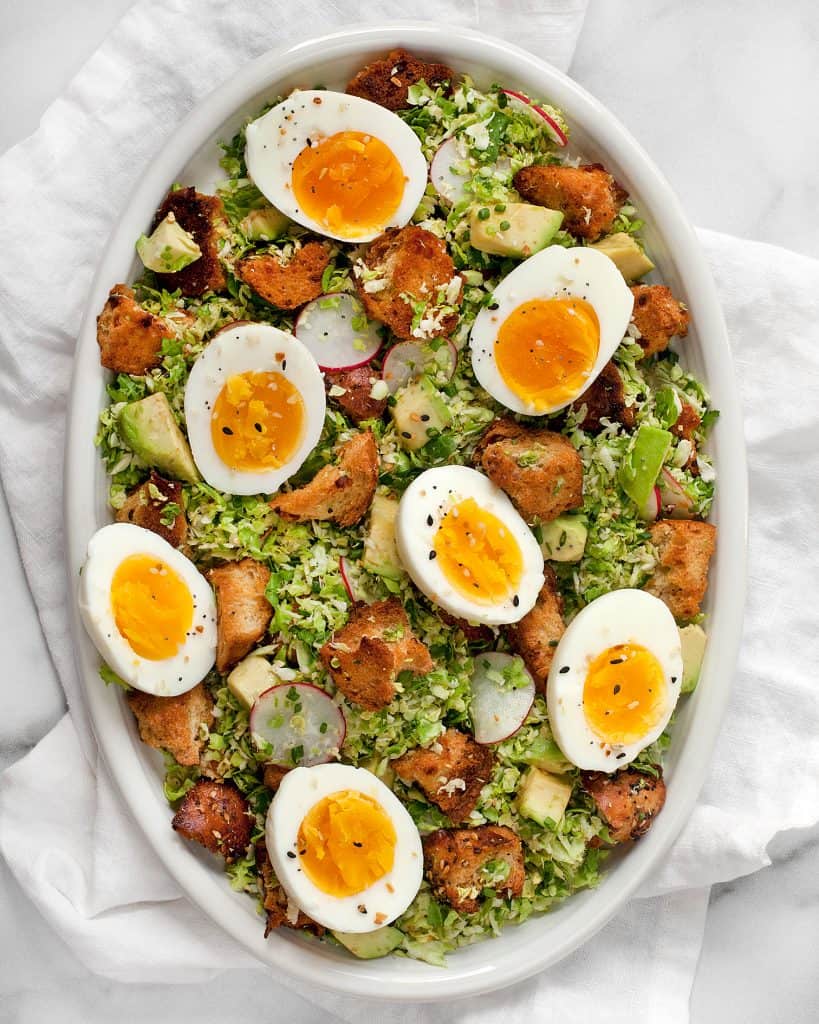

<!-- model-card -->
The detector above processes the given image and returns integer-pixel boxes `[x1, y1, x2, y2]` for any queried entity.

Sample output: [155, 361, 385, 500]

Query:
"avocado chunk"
[679, 623, 707, 694]
[227, 654, 277, 709]
[332, 926, 404, 959]
[136, 213, 201, 273]
[391, 377, 452, 451]
[469, 202, 563, 258]
[519, 732, 572, 774]
[589, 232, 655, 282]
[118, 392, 200, 484]
[540, 515, 588, 562]
[518, 767, 573, 827]
[363, 493, 404, 580]
[617, 424, 673, 511]
[240, 205, 290, 241]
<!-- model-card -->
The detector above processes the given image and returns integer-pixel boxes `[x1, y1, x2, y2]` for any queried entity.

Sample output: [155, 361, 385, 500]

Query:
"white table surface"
[2, 1, 818, 1020]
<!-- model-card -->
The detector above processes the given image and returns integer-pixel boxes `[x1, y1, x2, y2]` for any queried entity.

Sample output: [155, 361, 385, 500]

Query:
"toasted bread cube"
[96, 284, 173, 375]
[346, 48, 455, 111]
[152, 187, 228, 297]
[354, 226, 462, 340]
[319, 597, 432, 711]
[171, 780, 252, 862]
[504, 567, 565, 694]
[630, 285, 690, 358]
[571, 361, 635, 433]
[236, 241, 329, 310]
[208, 558, 272, 673]
[325, 365, 388, 425]
[513, 163, 627, 241]
[255, 841, 324, 937]
[271, 430, 378, 528]
[477, 418, 583, 524]
[393, 728, 494, 823]
[644, 519, 716, 621]
[115, 471, 187, 548]
[423, 825, 525, 913]
[262, 764, 290, 792]
[582, 768, 667, 843]
[126, 682, 212, 766]
[671, 401, 701, 441]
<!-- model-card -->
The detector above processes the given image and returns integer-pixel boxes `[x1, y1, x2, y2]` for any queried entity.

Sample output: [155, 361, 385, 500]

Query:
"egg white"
[79, 522, 217, 696]
[267, 763, 423, 933]
[395, 465, 544, 626]
[244, 90, 428, 243]
[470, 245, 635, 415]
[184, 322, 325, 496]
[546, 589, 683, 771]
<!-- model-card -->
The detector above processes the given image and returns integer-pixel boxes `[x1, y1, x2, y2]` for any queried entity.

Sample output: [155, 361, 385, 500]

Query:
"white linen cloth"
[1, 1, 818, 1020]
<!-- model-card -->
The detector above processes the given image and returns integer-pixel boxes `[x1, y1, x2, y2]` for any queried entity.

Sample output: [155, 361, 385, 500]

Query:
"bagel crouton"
[270, 430, 378, 528]
[437, 609, 495, 646]
[423, 825, 525, 913]
[236, 242, 329, 310]
[262, 764, 290, 792]
[354, 226, 462, 340]
[582, 768, 667, 843]
[476, 418, 583, 524]
[630, 285, 690, 358]
[171, 780, 252, 862]
[346, 48, 455, 110]
[126, 683, 213, 766]
[571, 361, 635, 433]
[644, 519, 716, 620]
[504, 567, 565, 694]
[325, 365, 388, 424]
[671, 401, 701, 441]
[513, 163, 627, 241]
[115, 472, 187, 548]
[208, 558, 272, 673]
[96, 284, 173, 375]
[153, 187, 228, 297]
[319, 598, 432, 710]
[255, 842, 324, 937]
[393, 729, 494, 823]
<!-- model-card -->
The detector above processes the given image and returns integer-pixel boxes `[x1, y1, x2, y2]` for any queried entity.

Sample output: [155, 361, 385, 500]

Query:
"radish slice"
[470, 652, 536, 745]
[295, 293, 382, 371]
[658, 469, 694, 518]
[250, 683, 345, 767]
[338, 556, 360, 603]
[382, 340, 457, 394]
[501, 89, 568, 147]
[640, 484, 662, 522]
[430, 137, 470, 205]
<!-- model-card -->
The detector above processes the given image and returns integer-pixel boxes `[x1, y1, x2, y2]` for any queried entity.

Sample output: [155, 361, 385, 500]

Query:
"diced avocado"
[391, 377, 451, 451]
[469, 202, 563, 258]
[363, 494, 404, 580]
[617, 424, 673, 510]
[590, 232, 655, 282]
[517, 767, 573, 827]
[118, 392, 200, 484]
[540, 515, 588, 562]
[361, 752, 395, 788]
[240, 205, 290, 241]
[520, 732, 572, 774]
[227, 655, 277, 709]
[332, 926, 404, 959]
[679, 623, 707, 694]
[136, 213, 201, 273]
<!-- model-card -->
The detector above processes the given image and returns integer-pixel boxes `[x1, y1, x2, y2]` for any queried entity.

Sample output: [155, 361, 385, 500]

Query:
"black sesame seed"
[429, 551, 437, 560]
[357, 904, 367, 914]
[353, 841, 363, 848]
[222, 426, 233, 435]
[610, 657, 625, 665]
[420, 413, 430, 422]
[402, 431, 412, 439]
[671, 676, 678, 684]
[559, 665, 570, 674]
[426, 515, 433, 526]
[286, 851, 296, 859]
[512, 595, 520, 607]
[613, 684, 621, 695]
[254, 422, 263, 432]
[616, 752, 627, 759]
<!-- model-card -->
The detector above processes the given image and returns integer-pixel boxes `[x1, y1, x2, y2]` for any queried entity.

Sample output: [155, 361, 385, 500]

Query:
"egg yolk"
[211, 371, 305, 472]
[110, 554, 194, 661]
[583, 643, 667, 746]
[433, 497, 524, 605]
[297, 790, 396, 898]
[291, 130, 406, 238]
[495, 297, 600, 411]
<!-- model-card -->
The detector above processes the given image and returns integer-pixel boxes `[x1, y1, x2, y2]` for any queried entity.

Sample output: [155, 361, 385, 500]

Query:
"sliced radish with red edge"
[470, 652, 536, 745]
[250, 682, 345, 767]
[430, 137, 469, 205]
[295, 293, 382, 371]
[501, 89, 568, 147]
[639, 484, 662, 522]
[338, 556, 360, 603]
[658, 469, 694, 519]
[381, 340, 457, 395]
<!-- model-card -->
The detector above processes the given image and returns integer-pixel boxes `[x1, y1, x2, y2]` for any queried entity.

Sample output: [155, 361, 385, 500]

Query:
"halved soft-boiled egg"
[79, 523, 217, 696]
[267, 763, 423, 933]
[470, 246, 634, 415]
[184, 322, 325, 496]
[547, 589, 683, 771]
[395, 465, 544, 626]
[244, 90, 428, 243]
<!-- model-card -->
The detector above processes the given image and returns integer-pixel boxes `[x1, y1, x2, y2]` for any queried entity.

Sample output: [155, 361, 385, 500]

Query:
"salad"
[82, 47, 717, 965]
